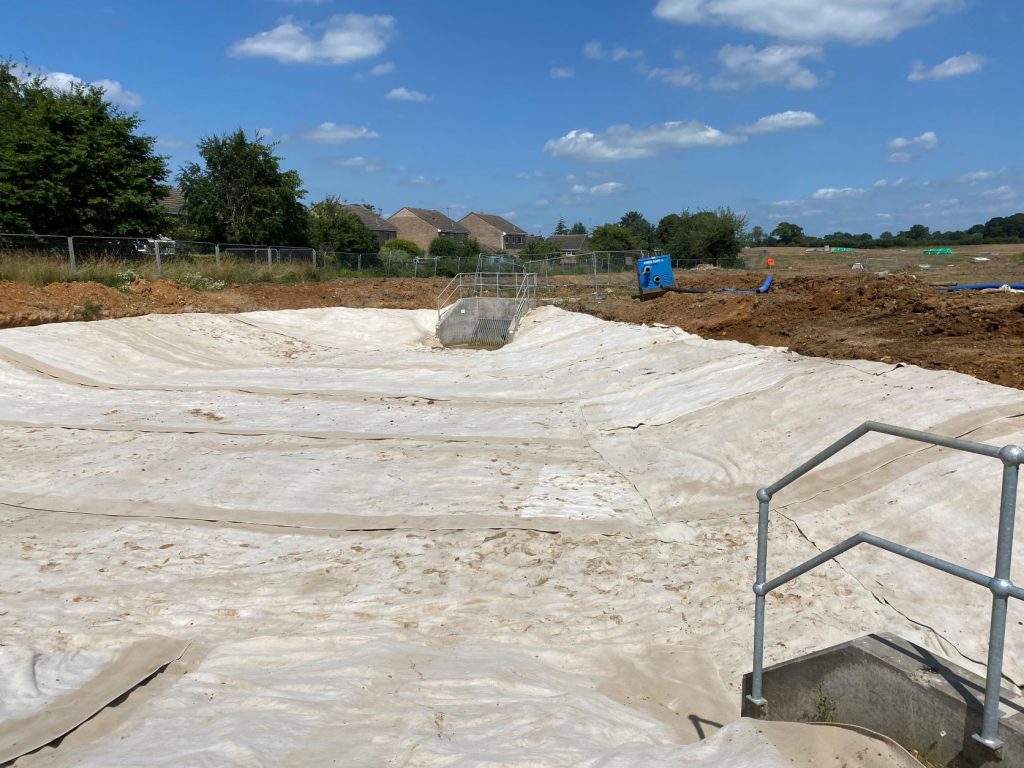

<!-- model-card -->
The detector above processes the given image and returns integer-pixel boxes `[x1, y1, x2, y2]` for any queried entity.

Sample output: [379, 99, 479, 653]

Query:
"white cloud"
[386, 87, 432, 102]
[229, 14, 395, 64]
[583, 41, 642, 61]
[515, 171, 545, 180]
[873, 179, 888, 188]
[354, 61, 395, 79]
[611, 47, 644, 61]
[590, 181, 624, 195]
[535, 199, 550, 208]
[335, 156, 382, 172]
[571, 183, 587, 193]
[407, 175, 439, 186]
[888, 152, 912, 164]
[956, 169, 995, 183]
[811, 187, 865, 199]
[256, 127, 274, 138]
[981, 185, 1015, 201]
[710, 44, 823, 90]
[550, 66, 574, 79]
[888, 130, 938, 150]
[304, 122, 379, 143]
[501, 211, 517, 219]
[770, 199, 800, 208]
[737, 110, 822, 134]
[652, 0, 962, 44]
[12, 64, 142, 107]
[156, 136, 186, 149]
[909, 52, 984, 81]
[543, 120, 745, 161]
[643, 64, 699, 88]
[877, 213, 893, 219]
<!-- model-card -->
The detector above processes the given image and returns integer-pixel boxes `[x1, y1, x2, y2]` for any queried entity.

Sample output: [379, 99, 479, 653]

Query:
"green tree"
[178, 129, 307, 245]
[655, 214, 682, 249]
[429, 237, 459, 257]
[521, 237, 560, 256]
[770, 221, 804, 246]
[664, 208, 748, 267]
[383, 238, 422, 256]
[899, 223, 930, 241]
[748, 226, 766, 246]
[569, 221, 587, 235]
[553, 217, 568, 235]
[0, 60, 170, 235]
[307, 196, 378, 253]
[618, 211, 654, 249]
[589, 223, 645, 252]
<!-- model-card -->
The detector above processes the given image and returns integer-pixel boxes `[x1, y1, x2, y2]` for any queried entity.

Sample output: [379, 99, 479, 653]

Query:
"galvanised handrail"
[749, 420, 1023, 755]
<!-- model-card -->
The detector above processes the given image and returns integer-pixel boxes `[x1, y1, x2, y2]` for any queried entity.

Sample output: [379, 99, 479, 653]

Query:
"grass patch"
[0, 251, 384, 287]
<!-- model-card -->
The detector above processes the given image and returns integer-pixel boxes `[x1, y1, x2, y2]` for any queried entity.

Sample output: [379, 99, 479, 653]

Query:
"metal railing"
[436, 271, 537, 323]
[748, 421, 1023, 755]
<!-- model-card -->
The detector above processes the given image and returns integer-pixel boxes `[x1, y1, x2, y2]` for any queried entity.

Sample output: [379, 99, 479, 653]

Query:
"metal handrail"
[749, 420, 1023, 755]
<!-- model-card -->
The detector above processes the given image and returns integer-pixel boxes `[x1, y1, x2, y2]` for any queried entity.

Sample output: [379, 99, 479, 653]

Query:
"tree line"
[753, 218, 1024, 249]
[3, 60, 1020, 261]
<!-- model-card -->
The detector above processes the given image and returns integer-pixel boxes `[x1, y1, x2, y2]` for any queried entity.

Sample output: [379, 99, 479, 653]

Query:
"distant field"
[740, 243, 1024, 284]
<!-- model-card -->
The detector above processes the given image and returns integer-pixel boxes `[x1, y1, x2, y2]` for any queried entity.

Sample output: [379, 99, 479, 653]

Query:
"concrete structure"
[387, 207, 469, 252]
[342, 205, 398, 247]
[742, 633, 1024, 767]
[436, 297, 524, 348]
[547, 234, 589, 255]
[458, 213, 527, 252]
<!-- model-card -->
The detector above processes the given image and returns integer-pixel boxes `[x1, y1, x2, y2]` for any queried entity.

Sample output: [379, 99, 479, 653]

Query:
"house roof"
[462, 212, 527, 235]
[547, 234, 590, 251]
[342, 204, 398, 232]
[392, 207, 469, 234]
[159, 188, 184, 215]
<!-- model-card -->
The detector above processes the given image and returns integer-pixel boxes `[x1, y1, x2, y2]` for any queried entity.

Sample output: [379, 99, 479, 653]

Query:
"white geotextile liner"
[0, 305, 1020, 763]
[0, 637, 187, 764]
[18, 638, 916, 768]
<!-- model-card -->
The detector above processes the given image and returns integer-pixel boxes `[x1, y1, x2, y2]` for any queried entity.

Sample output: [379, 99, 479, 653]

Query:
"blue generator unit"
[637, 255, 675, 298]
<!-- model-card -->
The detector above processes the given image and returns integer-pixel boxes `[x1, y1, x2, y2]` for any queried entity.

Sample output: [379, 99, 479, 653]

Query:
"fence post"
[311, 248, 318, 270]
[748, 488, 771, 712]
[67, 236, 76, 273]
[214, 243, 221, 268]
[975, 451, 1022, 752]
[266, 247, 272, 267]
[154, 240, 162, 275]
[358, 253, 362, 271]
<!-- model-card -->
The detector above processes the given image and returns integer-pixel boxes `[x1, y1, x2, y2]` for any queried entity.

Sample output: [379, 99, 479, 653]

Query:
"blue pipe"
[715, 275, 774, 295]
[944, 282, 1024, 292]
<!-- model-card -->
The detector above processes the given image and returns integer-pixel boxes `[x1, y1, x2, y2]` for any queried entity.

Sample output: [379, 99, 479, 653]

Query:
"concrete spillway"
[436, 296, 525, 348]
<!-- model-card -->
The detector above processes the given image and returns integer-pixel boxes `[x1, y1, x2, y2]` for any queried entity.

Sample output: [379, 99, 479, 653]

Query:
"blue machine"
[637, 255, 675, 298]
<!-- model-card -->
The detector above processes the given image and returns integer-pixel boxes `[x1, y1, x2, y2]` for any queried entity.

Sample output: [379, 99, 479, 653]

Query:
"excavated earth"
[0, 272, 1022, 388]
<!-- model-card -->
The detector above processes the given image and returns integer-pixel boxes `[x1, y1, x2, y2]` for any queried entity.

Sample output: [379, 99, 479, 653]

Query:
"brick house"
[342, 205, 398, 247]
[547, 234, 590, 255]
[458, 212, 527, 252]
[387, 207, 469, 252]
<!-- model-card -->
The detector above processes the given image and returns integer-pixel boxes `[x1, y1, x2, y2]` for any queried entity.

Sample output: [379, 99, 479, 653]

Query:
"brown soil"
[0, 273, 1023, 389]
[571, 272, 1024, 389]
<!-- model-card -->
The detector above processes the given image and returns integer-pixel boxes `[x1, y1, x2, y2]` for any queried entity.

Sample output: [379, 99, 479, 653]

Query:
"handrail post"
[748, 487, 772, 712]
[974, 446, 1022, 754]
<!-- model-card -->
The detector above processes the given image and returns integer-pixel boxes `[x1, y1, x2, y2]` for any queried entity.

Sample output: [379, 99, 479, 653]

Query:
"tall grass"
[0, 250, 371, 288]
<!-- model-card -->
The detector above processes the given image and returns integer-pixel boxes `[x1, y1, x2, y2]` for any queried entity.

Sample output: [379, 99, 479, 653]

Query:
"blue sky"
[3, 0, 1021, 236]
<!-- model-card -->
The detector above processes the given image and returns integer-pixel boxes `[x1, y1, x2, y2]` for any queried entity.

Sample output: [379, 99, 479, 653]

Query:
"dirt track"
[1, 273, 1023, 389]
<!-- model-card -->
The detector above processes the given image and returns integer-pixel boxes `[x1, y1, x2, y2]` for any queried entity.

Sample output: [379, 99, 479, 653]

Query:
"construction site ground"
[1, 246, 1022, 389]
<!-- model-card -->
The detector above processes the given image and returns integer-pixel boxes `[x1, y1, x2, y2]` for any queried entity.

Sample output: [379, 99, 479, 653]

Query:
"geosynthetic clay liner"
[0, 305, 1020, 764]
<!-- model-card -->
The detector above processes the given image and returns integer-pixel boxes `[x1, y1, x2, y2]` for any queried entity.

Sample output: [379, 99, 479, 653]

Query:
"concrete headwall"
[437, 298, 524, 347]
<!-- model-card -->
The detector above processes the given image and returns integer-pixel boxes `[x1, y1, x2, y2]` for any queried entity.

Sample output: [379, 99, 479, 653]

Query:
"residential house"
[159, 188, 185, 217]
[387, 207, 469, 252]
[342, 204, 398, 247]
[458, 212, 527, 252]
[547, 234, 590, 256]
